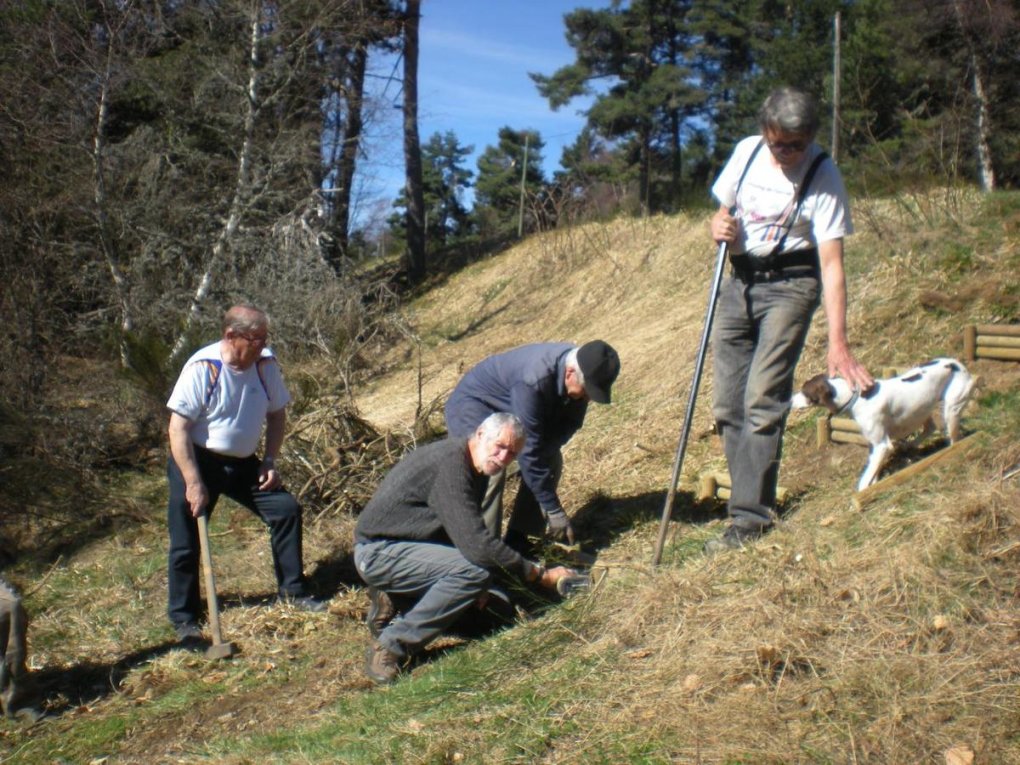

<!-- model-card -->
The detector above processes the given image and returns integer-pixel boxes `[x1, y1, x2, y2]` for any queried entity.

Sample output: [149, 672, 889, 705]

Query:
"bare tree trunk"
[516, 133, 529, 238]
[89, 2, 134, 369]
[332, 43, 368, 269]
[970, 57, 996, 192]
[402, 0, 426, 283]
[91, 2, 132, 366]
[951, 0, 996, 192]
[831, 11, 841, 164]
[169, 0, 263, 364]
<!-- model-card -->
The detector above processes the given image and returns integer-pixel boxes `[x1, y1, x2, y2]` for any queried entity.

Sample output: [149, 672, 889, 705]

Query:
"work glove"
[544, 507, 575, 545]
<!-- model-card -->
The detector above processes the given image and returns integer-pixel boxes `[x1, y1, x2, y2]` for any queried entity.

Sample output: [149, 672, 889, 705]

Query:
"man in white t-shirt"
[165, 305, 323, 642]
[704, 87, 873, 553]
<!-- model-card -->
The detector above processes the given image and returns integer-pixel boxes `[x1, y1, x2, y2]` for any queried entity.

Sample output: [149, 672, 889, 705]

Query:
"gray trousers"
[711, 273, 820, 529]
[354, 540, 491, 658]
[480, 450, 564, 538]
[0, 577, 30, 717]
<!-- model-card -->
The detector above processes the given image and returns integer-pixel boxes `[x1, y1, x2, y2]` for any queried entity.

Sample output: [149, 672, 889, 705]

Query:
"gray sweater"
[355, 437, 531, 578]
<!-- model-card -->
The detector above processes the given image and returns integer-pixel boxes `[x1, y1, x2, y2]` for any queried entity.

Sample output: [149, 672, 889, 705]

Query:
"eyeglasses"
[235, 332, 268, 347]
[767, 137, 809, 153]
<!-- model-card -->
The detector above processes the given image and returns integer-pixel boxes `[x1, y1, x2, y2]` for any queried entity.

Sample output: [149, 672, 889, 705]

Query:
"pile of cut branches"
[284, 398, 415, 519]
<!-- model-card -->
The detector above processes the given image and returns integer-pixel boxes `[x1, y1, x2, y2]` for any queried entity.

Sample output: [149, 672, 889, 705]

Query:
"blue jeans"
[166, 448, 307, 626]
[711, 273, 821, 529]
[354, 540, 491, 658]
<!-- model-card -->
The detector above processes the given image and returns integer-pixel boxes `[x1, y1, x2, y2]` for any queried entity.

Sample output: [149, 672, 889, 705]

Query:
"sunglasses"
[767, 138, 809, 153]
[235, 331, 268, 347]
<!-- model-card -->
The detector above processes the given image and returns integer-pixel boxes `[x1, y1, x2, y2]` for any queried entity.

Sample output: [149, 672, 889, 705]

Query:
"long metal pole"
[651, 240, 729, 566]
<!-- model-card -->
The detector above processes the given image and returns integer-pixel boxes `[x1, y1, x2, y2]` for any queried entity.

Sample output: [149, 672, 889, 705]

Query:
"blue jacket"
[444, 342, 587, 514]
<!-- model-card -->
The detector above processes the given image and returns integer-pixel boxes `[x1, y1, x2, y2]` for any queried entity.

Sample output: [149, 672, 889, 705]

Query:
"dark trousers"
[0, 577, 30, 717]
[166, 448, 307, 626]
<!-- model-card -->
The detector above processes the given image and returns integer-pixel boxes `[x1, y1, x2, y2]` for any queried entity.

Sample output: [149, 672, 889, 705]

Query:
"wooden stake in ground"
[197, 513, 236, 660]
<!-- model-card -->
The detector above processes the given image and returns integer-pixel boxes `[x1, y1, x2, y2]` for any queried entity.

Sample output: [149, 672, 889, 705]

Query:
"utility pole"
[517, 133, 530, 238]
[831, 11, 841, 164]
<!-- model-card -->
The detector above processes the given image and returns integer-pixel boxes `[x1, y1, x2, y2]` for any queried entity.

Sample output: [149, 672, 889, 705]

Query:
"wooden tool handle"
[196, 513, 226, 646]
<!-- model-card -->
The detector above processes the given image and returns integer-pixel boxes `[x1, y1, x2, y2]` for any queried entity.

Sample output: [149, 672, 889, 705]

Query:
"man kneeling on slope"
[354, 412, 576, 685]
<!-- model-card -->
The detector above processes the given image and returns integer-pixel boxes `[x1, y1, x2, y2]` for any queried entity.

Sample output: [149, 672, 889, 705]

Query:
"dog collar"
[834, 386, 860, 416]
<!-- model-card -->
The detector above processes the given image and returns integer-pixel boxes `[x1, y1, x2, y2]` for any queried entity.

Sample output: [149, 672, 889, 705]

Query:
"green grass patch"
[217, 619, 609, 763]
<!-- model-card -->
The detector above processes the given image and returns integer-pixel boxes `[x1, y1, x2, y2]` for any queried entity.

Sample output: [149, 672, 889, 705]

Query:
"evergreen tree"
[474, 128, 545, 239]
[389, 130, 474, 251]
[421, 131, 475, 246]
[532, 0, 709, 214]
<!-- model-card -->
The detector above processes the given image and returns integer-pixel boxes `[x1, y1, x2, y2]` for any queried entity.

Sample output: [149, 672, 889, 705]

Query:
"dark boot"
[703, 523, 767, 555]
[364, 641, 402, 685]
[366, 587, 396, 638]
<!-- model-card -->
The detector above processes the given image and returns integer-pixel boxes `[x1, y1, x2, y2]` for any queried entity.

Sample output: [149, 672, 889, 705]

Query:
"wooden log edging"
[698, 472, 789, 504]
[964, 324, 1020, 362]
[817, 416, 869, 448]
[851, 433, 979, 510]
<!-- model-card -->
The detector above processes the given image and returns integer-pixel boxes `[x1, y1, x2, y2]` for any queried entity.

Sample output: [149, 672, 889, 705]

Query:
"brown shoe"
[364, 641, 402, 685]
[366, 587, 396, 638]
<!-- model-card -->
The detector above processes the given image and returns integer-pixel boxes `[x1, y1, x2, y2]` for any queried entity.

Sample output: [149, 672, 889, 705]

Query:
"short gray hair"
[759, 87, 819, 137]
[223, 304, 268, 335]
[564, 348, 585, 387]
[478, 412, 526, 445]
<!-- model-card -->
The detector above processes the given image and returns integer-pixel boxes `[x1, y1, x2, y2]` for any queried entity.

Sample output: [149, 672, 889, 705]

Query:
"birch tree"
[168, 0, 264, 365]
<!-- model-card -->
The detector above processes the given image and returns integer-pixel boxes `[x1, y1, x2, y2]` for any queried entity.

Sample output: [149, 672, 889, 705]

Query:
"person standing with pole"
[703, 86, 872, 553]
[165, 304, 324, 644]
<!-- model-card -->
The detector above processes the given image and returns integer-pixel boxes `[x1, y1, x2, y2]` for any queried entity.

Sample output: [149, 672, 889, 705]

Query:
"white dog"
[791, 358, 975, 491]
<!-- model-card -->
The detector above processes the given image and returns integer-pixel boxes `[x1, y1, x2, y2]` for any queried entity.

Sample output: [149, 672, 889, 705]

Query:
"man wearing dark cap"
[444, 340, 621, 553]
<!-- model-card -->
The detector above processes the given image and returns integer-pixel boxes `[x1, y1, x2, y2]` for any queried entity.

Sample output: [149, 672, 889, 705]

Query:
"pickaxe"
[197, 513, 236, 660]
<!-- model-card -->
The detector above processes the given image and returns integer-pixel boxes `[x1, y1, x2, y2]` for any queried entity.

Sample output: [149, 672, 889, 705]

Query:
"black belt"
[730, 249, 819, 283]
[195, 445, 254, 463]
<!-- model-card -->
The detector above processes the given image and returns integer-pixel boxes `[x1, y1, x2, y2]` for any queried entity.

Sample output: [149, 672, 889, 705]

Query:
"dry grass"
[342, 191, 1020, 764]
[4, 190, 1019, 763]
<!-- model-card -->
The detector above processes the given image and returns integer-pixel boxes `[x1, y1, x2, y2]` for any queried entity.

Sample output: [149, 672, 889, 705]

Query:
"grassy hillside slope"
[4, 189, 1019, 764]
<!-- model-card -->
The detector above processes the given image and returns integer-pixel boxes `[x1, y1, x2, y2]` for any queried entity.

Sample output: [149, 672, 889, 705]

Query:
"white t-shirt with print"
[166, 341, 291, 458]
[711, 136, 852, 259]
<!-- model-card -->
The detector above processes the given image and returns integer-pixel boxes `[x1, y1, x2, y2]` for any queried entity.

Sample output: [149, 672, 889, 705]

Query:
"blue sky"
[362, 1, 613, 209]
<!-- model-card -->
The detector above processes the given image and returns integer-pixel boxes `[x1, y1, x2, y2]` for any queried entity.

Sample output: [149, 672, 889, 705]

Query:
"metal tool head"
[549, 542, 597, 568]
[205, 641, 236, 660]
[555, 574, 591, 598]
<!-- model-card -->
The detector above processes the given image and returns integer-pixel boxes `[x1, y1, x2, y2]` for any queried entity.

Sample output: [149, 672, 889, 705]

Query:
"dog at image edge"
[790, 358, 976, 491]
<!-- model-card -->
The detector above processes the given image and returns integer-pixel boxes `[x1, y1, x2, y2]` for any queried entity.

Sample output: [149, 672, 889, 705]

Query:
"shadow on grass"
[445, 304, 510, 343]
[30, 640, 184, 717]
[214, 548, 362, 608]
[306, 548, 362, 599]
[570, 488, 727, 559]
[875, 434, 954, 481]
